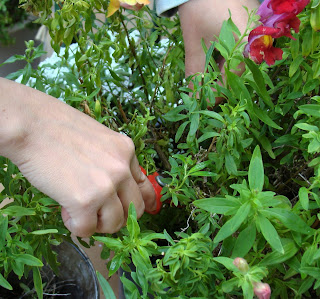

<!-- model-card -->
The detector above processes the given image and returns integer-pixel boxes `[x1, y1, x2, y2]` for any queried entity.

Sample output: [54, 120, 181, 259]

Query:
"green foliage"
[0, 156, 70, 294]
[1, 0, 320, 298]
[0, 0, 30, 45]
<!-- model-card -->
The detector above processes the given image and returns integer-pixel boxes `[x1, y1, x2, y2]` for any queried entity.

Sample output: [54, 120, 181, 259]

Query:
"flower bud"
[94, 100, 101, 119]
[253, 282, 271, 299]
[310, 5, 320, 32]
[233, 257, 249, 273]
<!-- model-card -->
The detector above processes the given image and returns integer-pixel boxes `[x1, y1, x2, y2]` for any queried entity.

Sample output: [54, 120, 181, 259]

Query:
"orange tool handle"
[140, 166, 163, 215]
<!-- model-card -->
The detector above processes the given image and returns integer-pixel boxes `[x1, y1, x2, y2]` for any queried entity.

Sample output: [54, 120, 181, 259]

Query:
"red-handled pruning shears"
[140, 166, 165, 215]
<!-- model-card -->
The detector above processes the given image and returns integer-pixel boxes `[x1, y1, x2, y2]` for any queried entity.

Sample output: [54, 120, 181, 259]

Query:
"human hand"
[0, 78, 156, 237]
[179, 0, 259, 106]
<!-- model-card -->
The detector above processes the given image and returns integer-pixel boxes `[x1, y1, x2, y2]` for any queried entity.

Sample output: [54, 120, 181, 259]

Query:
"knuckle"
[120, 135, 135, 155]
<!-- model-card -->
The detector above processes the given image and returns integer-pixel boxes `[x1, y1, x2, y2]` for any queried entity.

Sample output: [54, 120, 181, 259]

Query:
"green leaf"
[198, 132, 220, 143]
[120, 276, 139, 298]
[204, 42, 215, 72]
[15, 254, 43, 267]
[163, 106, 187, 122]
[252, 104, 282, 130]
[189, 161, 211, 174]
[219, 20, 235, 53]
[232, 223, 256, 258]
[127, 203, 140, 240]
[250, 128, 275, 159]
[261, 208, 313, 234]
[0, 55, 25, 67]
[245, 58, 273, 108]
[299, 187, 309, 210]
[259, 239, 298, 266]
[213, 257, 238, 272]
[289, 55, 304, 77]
[190, 171, 217, 177]
[298, 276, 315, 295]
[188, 113, 200, 137]
[0, 216, 8, 248]
[198, 110, 224, 122]
[33, 267, 43, 299]
[248, 146, 264, 192]
[30, 229, 58, 235]
[295, 123, 319, 132]
[214, 202, 251, 243]
[97, 271, 116, 299]
[65, 96, 84, 102]
[128, 201, 137, 219]
[300, 267, 320, 280]
[227, 70, 251, 101]
[0, 272, 12, 290]
[302, 79, 319, 94]
[225, 152, 237, 175]
[87, 87, 101, 100]
[298, 104, 320, 118]
[194, 197, 240, 214]
[242, 280, 254, 299]
[175, 121, 189, 143]
[163, 229, 175, 246]
[221, 277, 239, 293]
[93, 237, 123, 250]
[257, 214, 284, 253]
[2, 206, 36, 217]
[109, 254, 124, 276]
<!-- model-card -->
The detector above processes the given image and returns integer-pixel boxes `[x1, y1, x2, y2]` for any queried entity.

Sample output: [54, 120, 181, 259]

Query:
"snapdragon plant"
[0, 0, 320, 298]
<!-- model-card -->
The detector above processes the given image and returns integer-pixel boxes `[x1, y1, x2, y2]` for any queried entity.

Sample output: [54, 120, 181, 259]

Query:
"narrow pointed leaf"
[248, 146, 264, 192]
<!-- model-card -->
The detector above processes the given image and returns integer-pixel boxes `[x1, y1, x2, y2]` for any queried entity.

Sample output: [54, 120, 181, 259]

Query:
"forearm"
[0, 78, 34, 160]
[179, 0, 260, 77]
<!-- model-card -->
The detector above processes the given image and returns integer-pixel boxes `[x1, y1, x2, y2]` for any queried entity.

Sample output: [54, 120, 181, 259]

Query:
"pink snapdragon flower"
[233, 257, 250, 273]
[253, 282, 271, 299]
[258, 0, 310, 38]
[244, 26, 283, 65]
[244, 0, 310, 65]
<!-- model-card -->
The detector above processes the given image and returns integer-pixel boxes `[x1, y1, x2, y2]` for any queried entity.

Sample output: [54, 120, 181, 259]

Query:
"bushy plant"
[0, 0, 30, 45]
[1, 0, 320, 298]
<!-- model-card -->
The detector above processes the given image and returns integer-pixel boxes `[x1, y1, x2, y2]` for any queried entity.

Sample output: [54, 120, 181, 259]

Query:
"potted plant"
[1, 0, 320, 298]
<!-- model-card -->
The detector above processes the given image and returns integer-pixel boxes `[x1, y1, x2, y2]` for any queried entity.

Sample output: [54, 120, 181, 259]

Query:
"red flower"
[270, 0, 310, 15]
[257, 0, 309, 39]
[244, 26, 283, 65]
[244, 0, 309, 65]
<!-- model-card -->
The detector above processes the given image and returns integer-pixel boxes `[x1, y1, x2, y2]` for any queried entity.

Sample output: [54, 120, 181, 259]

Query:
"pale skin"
[179, 0, 260, 79]
[0, 78, 156, 237]
[0, 0, 259, 238]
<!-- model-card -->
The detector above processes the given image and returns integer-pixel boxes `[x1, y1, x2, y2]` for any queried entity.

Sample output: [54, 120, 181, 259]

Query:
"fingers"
[60, 157, 155, 237]
[130, 156, 157, 213]
[61, 205, 98, 238]
[117, 176, 145, 219]
[61, 195, 125, 237]
[96, 197, 125, 234]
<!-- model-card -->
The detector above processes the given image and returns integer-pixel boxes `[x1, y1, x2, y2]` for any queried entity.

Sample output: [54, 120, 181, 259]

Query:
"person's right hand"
[0, 78, 156, 237]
